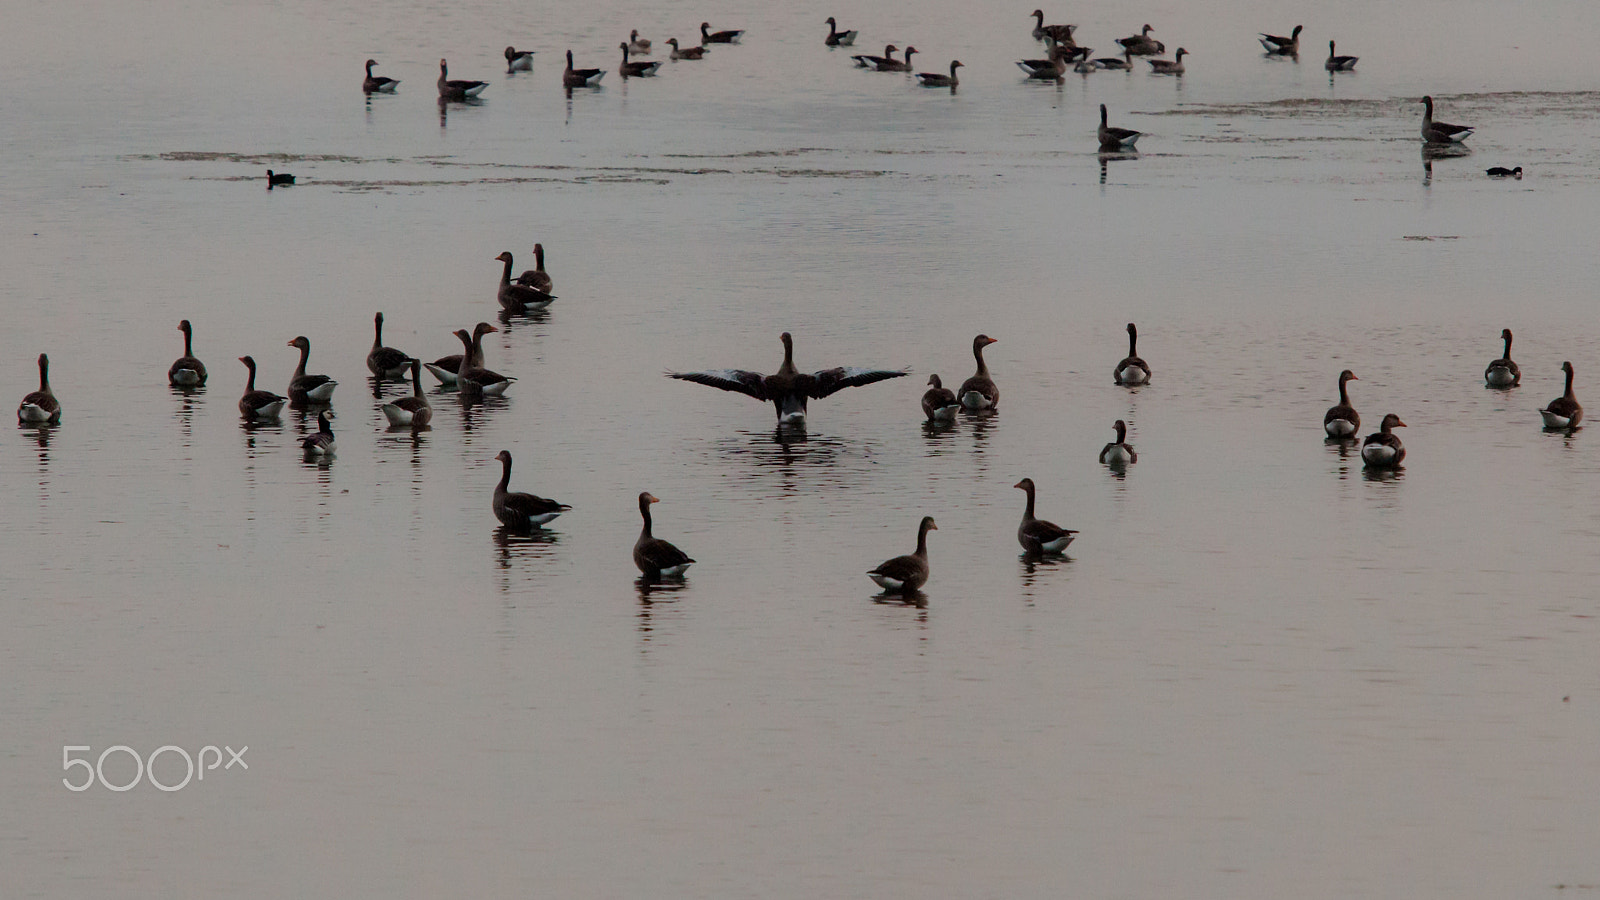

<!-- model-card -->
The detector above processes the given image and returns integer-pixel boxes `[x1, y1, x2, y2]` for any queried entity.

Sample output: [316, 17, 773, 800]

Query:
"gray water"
[6, 0, 1600, 896]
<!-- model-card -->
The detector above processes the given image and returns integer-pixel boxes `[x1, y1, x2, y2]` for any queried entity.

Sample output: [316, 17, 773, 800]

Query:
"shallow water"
[6, 0, 1600, 896]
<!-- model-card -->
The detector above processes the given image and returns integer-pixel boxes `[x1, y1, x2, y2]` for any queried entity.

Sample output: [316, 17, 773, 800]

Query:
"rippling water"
[6, 0, 1600, 896]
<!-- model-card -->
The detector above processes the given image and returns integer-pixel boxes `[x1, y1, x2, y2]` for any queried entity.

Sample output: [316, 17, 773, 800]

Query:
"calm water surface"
[5, 0, 1600, 896]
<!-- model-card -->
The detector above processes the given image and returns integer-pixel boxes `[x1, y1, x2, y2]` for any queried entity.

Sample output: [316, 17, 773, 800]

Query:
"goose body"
[563, 50, 606, 87]
[423, 321, 494, 385]
[635, 492, 694, 578]
[1486, 166, 1522, 178]
[168, 319, 207, 387]
[1018, 46, 1068, 79]
[1325, 41, 1358, 71]
[620, 43, 663, 77]
[669, 332, 908, 426]
[363, 59, 400, 93]
[875, 46, 917, 72]
[917, 60, 962, 87]
[437, 59, 488, 100]
[868, 516, 936, 593]
[825, 18, 858, 46]
[852, 44, 896, 68]
[1074, 53, 1098, 74]
[505, 47, 534, 72]
[1421, 95, 1472, 143]
[17, 352, 60, 424]
[1360, 414, 1406, 468]
[958, 335, 1000, 410]
[1114, 323, 1151, 385]
[237, 356, 287, 420]
[1030, 10, 1076, 43]
[1485, 329, 1520, 387]
[1098, 104, 1141, 151]
[629, 30, 652, 54]
[454, 326, 515, 397]
[514, 243, 553, 292]
[701, 22, 744, 44]
[666, 38, 707, 60]
[1116, 25, 1164, 56]
[366, 311, 411, 379]
[1148, 48, 1187, 75]
[921, 374, 960, 421]
[1324, 370, 1360, 437]
[266, 169, 294, 188]
[1094, 49, 1134, 70]
[1259, 25, 1302, 55]
[1014, 479, 1077, 555]
[1540, 361, 1582, 428]
[495, 251, 556, 311]
[381, 359, 433, 427]
[300, 410, 336, 455]
[1099, 420, 1138, 466]
[493, 451, 570, 529]
[286, 336, 337, 403]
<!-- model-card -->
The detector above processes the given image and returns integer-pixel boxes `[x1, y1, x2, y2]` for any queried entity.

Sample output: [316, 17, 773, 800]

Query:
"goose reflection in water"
[1098, 150, 1138, 185]
[1019, 553, 1072, 597]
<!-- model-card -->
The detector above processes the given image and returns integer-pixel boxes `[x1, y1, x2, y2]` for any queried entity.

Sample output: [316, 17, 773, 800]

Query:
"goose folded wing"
[806, 366, 910, 398]
[669, 368, 769, 399]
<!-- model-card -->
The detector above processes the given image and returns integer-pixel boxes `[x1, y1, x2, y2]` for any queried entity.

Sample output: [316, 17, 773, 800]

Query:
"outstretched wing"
[668, 369, 768, 400]
[807, 366, 910, 399]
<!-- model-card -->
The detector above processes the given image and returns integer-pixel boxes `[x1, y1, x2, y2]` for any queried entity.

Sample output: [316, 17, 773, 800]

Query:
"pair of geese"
[1255, 27, 1360, 71]
[495, 465, 692, 581]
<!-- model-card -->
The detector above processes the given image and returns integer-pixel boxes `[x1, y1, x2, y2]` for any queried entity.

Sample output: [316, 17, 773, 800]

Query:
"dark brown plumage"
[437, 58, 488, 101]
[454, 327, 515, 397]
[1540, 361, 1583, 428]
[366, 312, 411, 379]
[1361, 414, 1407, 468]
[1113, 323, 1150, 385]
[1485, 329, 1520, 387]
[868, 516, 937, 593]
[424, 321, 495, 386]
[563, 49, 605, 88]
[1014, 479, 1078, 555]
[496, 251, 556, 311]
[169, 319, 207, 387]
[493, 451, 571, 530]
[237, 356, 287, 420]
[381, 359, 432, 428]
[922, 374, 959, 421]
[17, 352, 61, 425]
[667, 38, 706, 60]
[701, 22, 744, 43]
[1324, 370, 1360, 438]
[619, 43, 662, 77]
[635, 492, 695, 578]
[1099, 420, 1137, 465]
[669, 332, 908, 425]
[957, 335, 999, 410]
[300, 409, 336, 455]
[286, 336, 337, 404]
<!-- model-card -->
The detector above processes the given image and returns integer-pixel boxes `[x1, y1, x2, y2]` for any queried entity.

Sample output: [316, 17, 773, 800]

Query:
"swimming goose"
[1014, 479, 1078, 555]
[921, 374, 960, 421]
[237, 356, 287, 420]
[917, 60, 962, 87]
[505, 47, 535, 71]
[1421, 95, 1472, 143]
[1259, 25, 1302, 55]
[286, 336, 337, 404]
[852, 44, 896, 68]
[1360, 414, 1406, 468]
[381, 359, 433, 427]
[669, 332, 908, 426]
[666, 38, 707, 60]
[1486, 166, 1522, 178]
[17, 353, 60, 424]
[423, 321, 496, 386]
[366, 311, 411, 380]
[875, 46, 917, 72]
[454, 327, 515, 397]
[362, 59, 400, 93]
[868, 516, 937, 594]
[300, 410, 336, 455]
[1325, 41, 1358, 71]
[701, 22, 744, 44]
[1094, 48, 1134, 70]
[495, 251, 556, 311]
[957, 335, 1000, 410]
[1148, 48, 1187, 75]
[1114, 323, 1151, 385]
[1018, 44, 1071, 78]
[493, 450, 570, 529]
[620, 43, 663, 77]
[1019, 36, 1087, 71]
[1074, 53, 1099, 74]
[514, 243, 553, 292]
[437, 59, 488, 100]
[563, 50, 606, 87]
[1099, 420, 1137, 465]
[266, 170, 294, 188]
[1098, 104, 1141, 151]
[1324, 370, 1360, 437]
[635, 492, 694, 578]
[1540, 361, 1583, 428]
[825, 18, 858, 47]
[629, 30, 652, 54]
[1115, 25, 1165, 55]
[169, 319, 207, 387]
[1030, 10, 1076, 43]
[1485, 329, 1520, 387]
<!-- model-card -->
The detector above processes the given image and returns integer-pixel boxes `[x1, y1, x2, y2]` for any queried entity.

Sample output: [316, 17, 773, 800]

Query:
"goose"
[514, 243, 553, 292]
[1030, 10, 1076, 43]
[454, 327, 515, 397]
[381, 359, 433, 427]
[1094, 48, 1134, 70]
[1259, 25, 1302, 55]
[916, 60, 962, 87]
[875, 46, 917, 72]
[1485, 329, 1520, 387]
[1014, 479, 1078, 555]
[437, 59, 488, 100]
[563, 50, 605, 87]
[921, 374, 960, 421]
[1325, 40, 1358, 71]
[300, 410, 336, 455]
[495, 251, 556, 311]
[286, 336, 337, 404]
[958, 335, 999, 410]
[16, 353, 60, 424]
[868, 516, 936, 593]
[266, 170, 294, 188]
[701, 22, 744, 44]
[1099, 420, 1137, 465]
[629, 30, 652, 54]
[237, 356, 287, 420]
[1017, 45, 1070, 79]
[852, 44, 896, 68]
[1539, 361, 1583, 428]
[619, 43, 663, 77]
[423, 321, 495, 385]
[669, 331, 908, 426]
[1324, 370, 1360, 437]
[1486, 166, 1522, 178]
[168, 319, 207, 387]
[505, 46, 535, 72]
[1115, 25, 1165, 56]
[1114, 323, 1151, 385]
[362, 59, 400, 93]
[1074, 53, 1099, 74]
[492, 450, 570, 529]
[666, 38, 707, 60]
[1360, 414, 1406, 468]
[366, 311, 411, 380]
[1421, 95, 1472, 143]
[635, 492, 694, 578]
[1148, 48, 1188, 75]
[1098, 104, 1141, 151]
[1019, 36, 1087, 72]
[825, 17, 858, 47]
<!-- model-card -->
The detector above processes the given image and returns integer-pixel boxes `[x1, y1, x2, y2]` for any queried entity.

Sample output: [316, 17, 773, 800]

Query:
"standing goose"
[629, 30, 652, 54]
[875, 46, 917, 72]
[1114, 323, 1151, 385]
[505, 47, 534, 72]
[454, 327, 516, 397]
[366, 312, 411, 379]
[17, 353, 60, 424]
[1014, 479, 1078, 555]
[237, 356, 287, 420]
[1360, 414, 1407, 468]
[495, 251, 556, 311]
[286, 336, 337, 404]
[852, 44, 897, 68]
[921, 374, 960, 421]
[666, 38, 707, 60]
[492, 451, 571, 530]
[1539, 361, 1583, 428]
[1098, 104, 1141, 151]
[169, 319, 207, 387]
[635, 492, 695, 578]
[701, 22, 744, 44]
[1116, 24, 1165, 55]
[825, 17, 858, 47]
[1148, 48, 1188, 75]
[1421, 95, 1472, 143]
[424, 321, 495, 385]
[563, 50, 606, 87]
[381, 359, 433, 427]
[1099, 420, 1138, 465]
[266, 170, 294, 188]
[868, 516, 937, 593]
[515, 243, 553, 292]
[668, 331, 908, 426]
[1485, 329, 1520, 387]
[1324, 370, 1360, 437]
[916, 60, 963, 87]
[1259, 25, 1302, 55]
[958, 334, 1000, 410]
[437, 59, 488, 100]
[1325, 40, 1358, 71]
[619, 43, 663, 77]
[300, 410, 336, 456]
[362, 59, 399, 93]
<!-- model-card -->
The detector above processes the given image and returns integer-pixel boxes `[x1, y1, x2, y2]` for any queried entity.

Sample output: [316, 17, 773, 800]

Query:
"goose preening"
[917, 60, 962, 87]
[1259, 25, 1302, 55]
[669, 332, 908, 426]
[1325, 41, 1358, 71]
[1485, 329, 1521, 387]
[17, 353, 60, 425]
[635, 492, 694, 578]
[1148, 48, 1188, 75]
[666, 38, 707, 60]
[495, 251, 556, 311]
[852, 44, 897, 68]
[1094, 48, 1134, 70]
[168, 319, 207, 387]
[1099, 420, 1138, 466]
[300, 410, 336, 456]
[454, 326, 515, 396]
[701, 22, 744, 44]
[958, 334, 1000, 410]
[1487, 166, 1523, 178]
[1323, 370, 1361, 437]
[1421, 95, 1472, 143]
[237, 356, 287, 420]
[505, 47, 535, 71]
[381, 360, 433, 427]
[514, 243, 553, 292]
[1114, 323, 1151, 385]
[286, 336, 337, 404]
[1360, 414, 1406, 468]
[620, 44, 663, 77]
[875, 46, 917, 72]
[266, 170, 294, 188]
[825, 18, 858, 46]
[1030, 10, 1076, 43]
[423, 321, 495, 385]
[868, 516, 937, 594]
[1116, 25, 1165, 56]
[563, 50, 606, 87]
[1098, 104, 1141, 151]
[1539, 361, 1583, 428]
[1014, 479, 1078, 555]
[437, 59, 488, 100]
[362, 59, 399, 93]
[366, 311, 411, 380]
[629, 30, 652, 54]
[922, 374, 960, 421]
[493, 451, 571, 530]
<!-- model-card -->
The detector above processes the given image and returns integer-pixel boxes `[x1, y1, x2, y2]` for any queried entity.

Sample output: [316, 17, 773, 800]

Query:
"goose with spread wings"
[669, 332, 908, 426]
